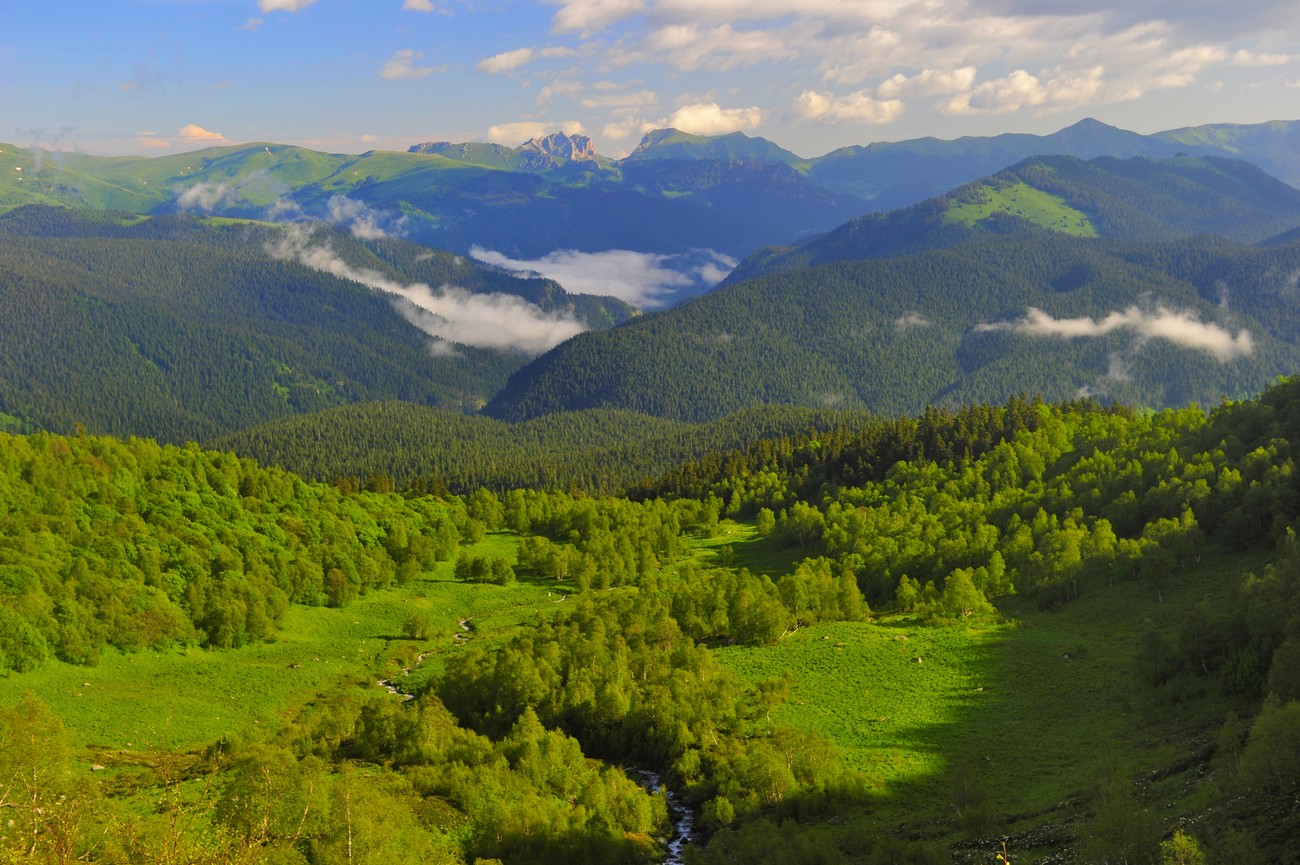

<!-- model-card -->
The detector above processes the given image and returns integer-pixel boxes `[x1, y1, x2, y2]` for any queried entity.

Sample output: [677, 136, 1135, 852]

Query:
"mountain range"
[5, 119, 1300, 450]
[483, 152, 1300, 423]
[4, 116, 1300, 272]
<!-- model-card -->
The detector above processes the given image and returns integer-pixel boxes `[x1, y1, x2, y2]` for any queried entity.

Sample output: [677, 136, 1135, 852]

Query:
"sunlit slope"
[728, 154, 1300, 282]
[486, 233, 1300, 422]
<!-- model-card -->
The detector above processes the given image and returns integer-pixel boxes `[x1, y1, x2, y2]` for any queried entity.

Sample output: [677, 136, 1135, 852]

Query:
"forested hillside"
[3, 379, 1300, 863]
[0, 206, 632, 442]
[728, 154, 1300, 282]
[486, 233, 1300, 422]
[213, 403, 865, 494]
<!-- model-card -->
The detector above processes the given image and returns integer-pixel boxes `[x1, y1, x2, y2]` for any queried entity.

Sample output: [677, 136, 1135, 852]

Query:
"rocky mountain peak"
[521, 132, 598, 161]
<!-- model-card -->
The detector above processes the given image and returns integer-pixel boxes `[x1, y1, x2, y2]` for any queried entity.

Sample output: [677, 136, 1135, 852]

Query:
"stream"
[633, 770, 698, 864]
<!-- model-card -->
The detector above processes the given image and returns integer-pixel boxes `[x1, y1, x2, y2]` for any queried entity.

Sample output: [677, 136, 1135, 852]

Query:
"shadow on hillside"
[828, 556, 1251, 861]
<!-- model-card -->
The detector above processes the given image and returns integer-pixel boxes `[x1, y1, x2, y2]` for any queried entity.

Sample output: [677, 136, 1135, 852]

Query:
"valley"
[3, 106, 1300, 865]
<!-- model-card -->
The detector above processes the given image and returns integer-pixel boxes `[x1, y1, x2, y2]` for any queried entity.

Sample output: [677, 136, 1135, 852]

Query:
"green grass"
[685, 520, 810, 577]
[944, 181, 1098, 236]
[716, 548, 1256, 829]
[0, 532, 562, 751]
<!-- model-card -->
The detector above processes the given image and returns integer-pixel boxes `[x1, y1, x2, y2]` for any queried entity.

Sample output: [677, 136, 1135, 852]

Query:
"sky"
[3, 0, 1300, 160]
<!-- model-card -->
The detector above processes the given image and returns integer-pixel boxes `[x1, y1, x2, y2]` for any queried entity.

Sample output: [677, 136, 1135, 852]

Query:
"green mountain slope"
[212, 403, 863, 493]
[728, 154, 1300, 282]
[0, 207, 632, 441]
[0, 139, 868, 262]
[484, 233, 1300, 422]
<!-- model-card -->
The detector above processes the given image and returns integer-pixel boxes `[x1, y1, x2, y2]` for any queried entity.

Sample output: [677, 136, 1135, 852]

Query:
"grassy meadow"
[0, 532, 563, 751]
[714, 531, 1260, 841]
[0, 513, 1265, 860]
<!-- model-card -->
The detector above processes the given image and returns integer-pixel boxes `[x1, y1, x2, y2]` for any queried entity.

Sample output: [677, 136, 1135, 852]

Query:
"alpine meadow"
[5, 2, 1300, 863]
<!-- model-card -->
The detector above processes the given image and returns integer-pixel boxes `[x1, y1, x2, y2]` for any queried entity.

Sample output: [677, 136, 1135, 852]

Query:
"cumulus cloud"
[402, 0, 438, 10]
[179, 123, 228, 142]
[257, 0, 317, 11]
[945, 66, 1105, 115]
[479, 48, 537, 74]
[552, 0, 647, 36]
[486, 120, 586, 144]
[478, 46, 577, 74]
[975, 306, 1254, 362]
[471, 246, 735, 308]
[380, 49, 442, 79]
[876, 66, 977, 99]
[665, 102, 761, 135]
[602, 116, 658, 142]
[269, 226, 586, 355]
[795, 90, 904, 124]
[537, 0, 1291, 127]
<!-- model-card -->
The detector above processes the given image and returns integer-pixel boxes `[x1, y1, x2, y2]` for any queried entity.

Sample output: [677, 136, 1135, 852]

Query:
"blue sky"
[4, 0, 1300, 159]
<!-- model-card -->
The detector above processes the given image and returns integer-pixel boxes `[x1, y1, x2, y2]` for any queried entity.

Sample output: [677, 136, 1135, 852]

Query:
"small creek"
[633, 770, 698, 864]
[377, 619, 472, 699]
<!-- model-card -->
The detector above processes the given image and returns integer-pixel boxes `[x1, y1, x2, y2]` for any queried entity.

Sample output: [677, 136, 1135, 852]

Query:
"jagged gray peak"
[522, 132, 597, 159]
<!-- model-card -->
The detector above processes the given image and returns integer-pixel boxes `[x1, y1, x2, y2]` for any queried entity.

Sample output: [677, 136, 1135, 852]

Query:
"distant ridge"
[483, 153, 1300, 423]
[3, 117, 1299, 297]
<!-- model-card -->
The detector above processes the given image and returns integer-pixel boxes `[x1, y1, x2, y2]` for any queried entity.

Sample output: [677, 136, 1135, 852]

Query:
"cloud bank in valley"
[470, 246, 736, 308]
[975, 306, 1254, 361]
[269, 226, 586, 355]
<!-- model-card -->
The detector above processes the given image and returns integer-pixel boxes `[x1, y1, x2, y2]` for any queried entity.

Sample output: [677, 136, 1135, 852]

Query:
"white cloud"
[1232, 49, 1295, 66]
[238, 17, 264, 31]
[270, 226, 586, 354]
[380, 49, 442, 80]
[326, 195, 406, 240]
[602, 116, 657, 141]
[629, 21, 797, 72]
[552, 0, 647, 36]
[479, 47, 537, 74]
[539, 0, 1293, 130]
[795, 89, 904, 124]
[581, 90, 657, 109]
[975, 306, 1254, 362]
[176, 169, 286, 212]
[945, 66, 1105, 115]
[486, 120, 586, 145]
[665, 102, 761, 135]
[402, 0, 438, 11]
[137, 131, 172, 150]
[876, 66, 977, 99]
[471, 246, 735, 308]
[893, 311, 930, 329]
[177, 181, 233, 211]
[179, 123, 228, 142]
[538, 80, 585, 104]
[257, 0, 317, 11]
[477, 46, 577, 74]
